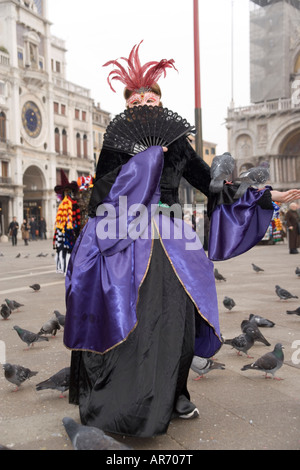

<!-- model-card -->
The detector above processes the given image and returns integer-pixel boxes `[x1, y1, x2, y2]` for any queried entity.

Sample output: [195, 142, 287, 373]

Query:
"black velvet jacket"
[88, 136, 273, 218]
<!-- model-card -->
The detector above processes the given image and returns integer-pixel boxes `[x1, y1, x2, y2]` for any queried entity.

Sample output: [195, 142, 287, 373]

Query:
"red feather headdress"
[103, 41, 177, 93]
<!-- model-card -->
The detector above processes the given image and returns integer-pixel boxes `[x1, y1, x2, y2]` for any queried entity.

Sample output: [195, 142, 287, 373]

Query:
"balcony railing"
[0, 177, 12, 184]
[227, 97, 300, 120]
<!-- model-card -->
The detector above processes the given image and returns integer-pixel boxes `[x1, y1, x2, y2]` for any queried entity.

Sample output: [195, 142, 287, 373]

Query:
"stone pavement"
[0, 237, 299, 451]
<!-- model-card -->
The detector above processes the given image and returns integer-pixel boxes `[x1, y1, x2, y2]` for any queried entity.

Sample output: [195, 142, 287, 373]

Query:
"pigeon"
[209, 152, 235, 193]
[214, 268, 226, 281]
[241, 320, 271, 346]
[251, 263, 264, 273]
[234, 161, 270, 199]
[249, 313, 275, 328]
[37, 253, 48, 257]
[241, 343, 284, 380]
[295, 267, 300, 277]
[286, 307, 300, 316]
[38, 318, 61, 337]
[36, 367, 70, 398]
[15, 253, 21, 258]
[223, 296, 236, 311]
[1, 304, 11, 320]
[13, 325, 49, 348]
[275, 285, 298, 300]
[224, 329, 256, 357]
[53, 310, 65, 327]
[62, 417, 133, 450]
[29, 284, 40, 292]
[5, 299, 24, 312]
[3, 363, 38, 391]
[190, 356, 225, 379]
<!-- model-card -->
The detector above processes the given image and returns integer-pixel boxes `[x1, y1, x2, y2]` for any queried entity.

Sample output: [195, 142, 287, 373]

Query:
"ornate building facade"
[227, 0, 300, 189]
[0, 0, 110, 238]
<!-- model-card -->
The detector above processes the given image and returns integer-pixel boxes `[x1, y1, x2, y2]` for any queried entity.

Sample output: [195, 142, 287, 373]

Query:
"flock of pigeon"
[203, 262, 300, 382]
[0, 256, 133, 451]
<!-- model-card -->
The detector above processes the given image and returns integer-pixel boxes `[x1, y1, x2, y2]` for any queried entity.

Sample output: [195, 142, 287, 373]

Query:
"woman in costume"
[64, 42, 300, 438]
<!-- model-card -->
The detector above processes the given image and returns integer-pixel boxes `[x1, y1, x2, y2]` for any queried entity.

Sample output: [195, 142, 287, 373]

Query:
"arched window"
[62, 129, 68, 155]
[55, 128, 60, 153]
[76, 133, 81, 158]
[0, 112, 6, 142]
[83, 134, 88, 159]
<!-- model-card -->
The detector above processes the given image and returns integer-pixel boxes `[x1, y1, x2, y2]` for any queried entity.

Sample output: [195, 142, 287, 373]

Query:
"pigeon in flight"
[214, 268, 226, 282]
[223, 296, 236, 311]
[241, 320, 271, 346]
[190, 356, 225, 380]
[62, 417, 133, 450]
[224, 329, 256, 357]
[3, 363, 38, 391]
[234, 162, 270, 199]
[209, 152, 235, 193]
[251, 263, 264, 273]
[275, 285, 298, 300]
[249, 313, 275, 328]
[241, 343, 284, 380]
[13, 325, 49, 348]
[36, 367, 70, 398]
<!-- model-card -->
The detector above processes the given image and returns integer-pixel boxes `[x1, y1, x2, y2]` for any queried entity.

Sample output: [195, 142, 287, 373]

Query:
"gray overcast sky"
[48, 0, 251, 153]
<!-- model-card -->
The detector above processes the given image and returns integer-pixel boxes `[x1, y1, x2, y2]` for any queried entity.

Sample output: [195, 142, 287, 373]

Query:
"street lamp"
[193, 0, 203, 159]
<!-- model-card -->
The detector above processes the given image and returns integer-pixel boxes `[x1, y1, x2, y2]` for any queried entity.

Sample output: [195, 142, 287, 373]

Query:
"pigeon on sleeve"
[251, 263, 264, 273]
[3, 363, 38, 391]
[62, 417, 133, 450]
[234, 162, 270, 199]
[13, 325, 49, 348]
[241, 343, 284, 380]
[249, 313, 275, 328]
[190, 356, 225, 380]
[224, 329, 256, 357]
[1, 304, 11, 320]
[223, 296, 236, 311]
[214, 268, 226, 281]
[241, 320, 271, 346]
[38, 318, 61, 337]
[209, 152, 235, 193]
[36, 367, 70, 397]
[275, 285, 298, 300]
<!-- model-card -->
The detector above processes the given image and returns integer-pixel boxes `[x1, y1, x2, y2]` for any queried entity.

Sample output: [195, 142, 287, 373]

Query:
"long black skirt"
[69, 239, 197, 437]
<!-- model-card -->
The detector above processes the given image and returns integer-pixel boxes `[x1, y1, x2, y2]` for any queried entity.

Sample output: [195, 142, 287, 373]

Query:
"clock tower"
[0, 0, 95, 237]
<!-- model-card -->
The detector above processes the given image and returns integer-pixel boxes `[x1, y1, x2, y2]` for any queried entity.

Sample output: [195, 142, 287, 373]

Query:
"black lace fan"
[103, 105, 196, 155]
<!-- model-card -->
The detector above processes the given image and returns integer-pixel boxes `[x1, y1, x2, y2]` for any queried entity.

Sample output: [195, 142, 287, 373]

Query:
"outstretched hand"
[270, 189, 300, 203]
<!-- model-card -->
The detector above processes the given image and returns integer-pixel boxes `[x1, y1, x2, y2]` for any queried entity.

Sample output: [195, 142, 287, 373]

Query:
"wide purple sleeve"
[208, 187, 274, 261]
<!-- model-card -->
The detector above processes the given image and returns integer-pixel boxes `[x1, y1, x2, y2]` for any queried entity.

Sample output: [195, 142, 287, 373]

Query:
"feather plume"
[103, 41, 177, 93]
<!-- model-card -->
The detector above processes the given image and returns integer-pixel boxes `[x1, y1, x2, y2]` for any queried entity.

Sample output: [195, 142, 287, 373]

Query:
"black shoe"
[172, 395, 199, 420]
